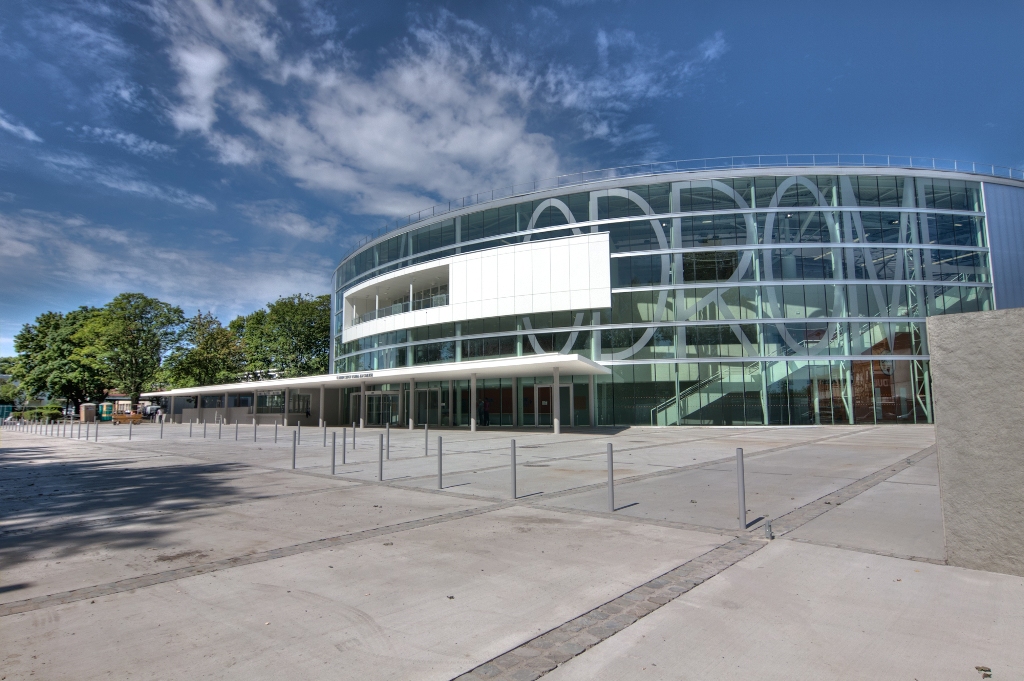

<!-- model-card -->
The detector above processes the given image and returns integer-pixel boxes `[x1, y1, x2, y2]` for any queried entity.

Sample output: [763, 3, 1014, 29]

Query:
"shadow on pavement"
[0, 444, 258, 572]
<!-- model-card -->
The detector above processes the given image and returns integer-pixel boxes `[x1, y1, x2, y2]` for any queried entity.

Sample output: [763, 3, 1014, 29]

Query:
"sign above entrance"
[336, 372, 374, 380]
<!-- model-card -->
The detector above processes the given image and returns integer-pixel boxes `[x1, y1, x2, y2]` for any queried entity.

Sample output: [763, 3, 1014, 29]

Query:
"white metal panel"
[342, 232, 611, 343]
[568, 239, 590, 291]
[549, 240, 571, 293]
[531, 242, 552, 295]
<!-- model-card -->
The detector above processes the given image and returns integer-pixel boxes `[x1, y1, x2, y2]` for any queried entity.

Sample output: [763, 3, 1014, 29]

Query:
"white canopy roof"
[141, 353, 609, 397]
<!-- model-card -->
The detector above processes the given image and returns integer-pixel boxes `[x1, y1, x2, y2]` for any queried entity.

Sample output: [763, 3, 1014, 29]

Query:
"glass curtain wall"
[335, 172, 991, 426]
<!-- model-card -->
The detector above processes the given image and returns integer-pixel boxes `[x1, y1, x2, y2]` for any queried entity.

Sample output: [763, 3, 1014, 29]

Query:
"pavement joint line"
[770, 444, 937, 536]
[3, 430, 921, 538]
[452, 536, 767, 681]
[784, 537, 946, 565]
[523, 503, 746, 538]
[531, 443, 938, 541]
[0, 431, 935, 626]
[0, 500, 517, 618]
[449, 441, 939, 681]
[3, 425, 880, 467]
[302, 427, 887, 500]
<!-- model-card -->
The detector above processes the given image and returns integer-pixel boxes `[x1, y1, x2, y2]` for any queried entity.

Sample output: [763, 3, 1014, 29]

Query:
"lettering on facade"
[336, 373, 374, 380]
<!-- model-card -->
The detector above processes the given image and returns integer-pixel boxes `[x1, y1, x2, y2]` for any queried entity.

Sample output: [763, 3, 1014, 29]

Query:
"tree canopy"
[8, 291, 332, 409]
[12, 307, 108, 410]
[77, 293, 185, 406]
[230, 293, 330, 378]
[162, 311, 244, 388]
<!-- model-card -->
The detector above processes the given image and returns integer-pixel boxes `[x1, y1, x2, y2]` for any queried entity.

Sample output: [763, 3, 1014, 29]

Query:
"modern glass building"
[330, 157, 1024, 429]
[144, 156, 1024, 431]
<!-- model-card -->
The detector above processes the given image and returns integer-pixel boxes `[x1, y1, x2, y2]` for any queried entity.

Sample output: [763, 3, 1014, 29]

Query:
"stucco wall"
[928, 307, 1024, 576]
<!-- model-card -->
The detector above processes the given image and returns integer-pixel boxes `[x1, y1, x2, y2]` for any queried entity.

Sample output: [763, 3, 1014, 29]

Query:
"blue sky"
[2, 0, 1023, 355]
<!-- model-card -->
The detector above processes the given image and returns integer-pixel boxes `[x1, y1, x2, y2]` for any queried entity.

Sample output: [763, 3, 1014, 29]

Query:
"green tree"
[78, 293, 185, 407]
[0, 357, 26, 408]
[162, 311, 244, 387]
[0, 378, 26, 408]
[231, 293, 330, 379]
[229, 308, 274, 380]
[11, 308, 108, 411]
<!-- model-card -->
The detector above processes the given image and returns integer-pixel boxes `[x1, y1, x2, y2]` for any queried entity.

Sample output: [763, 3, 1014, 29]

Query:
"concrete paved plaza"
[1, 422, 1021, 679]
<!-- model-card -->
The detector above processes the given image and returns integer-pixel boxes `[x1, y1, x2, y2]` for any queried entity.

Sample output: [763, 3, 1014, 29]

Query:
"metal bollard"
[190, 420, 193, 437]
[342, 427, 347, 464]
[160, 418, 164, 439]
[424, 423, 429, 456]
[386, 422, 390, 460]
[737, 447, 746, 530]
[292, 430, 297, 469]
[219, 421, 222, 439]
[437, 436, 443, 489]
[352, 423, 356, 448]
[235, 422, 238, 441]
[275, 422, 278, 443]
[254, 420, 257, 442]
[129, 421, 133, 441]
[298, 422, 301, 446]
[78, 422, 82, 440]
[94, 422, 98, 441]
[378, 434, 384, 481]
[331, 432, 337, 475]
[323, 424, 327, 447]
[511, 439, 517, 499]
[765, 518, 774, 540]
[607, 443, 615, 512]
[86, 423, 90, 440]
[203, 421, 207, 438]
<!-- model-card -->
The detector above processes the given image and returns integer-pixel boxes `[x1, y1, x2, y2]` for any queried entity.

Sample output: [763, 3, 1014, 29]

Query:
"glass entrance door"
[366, 393, 400, 426]
[559, 386, 571, 426]
[537, 386, 552, 426]
[521, 387, 535, 426]
[415, 390, 440, 425]
[349, 393, 361, 425]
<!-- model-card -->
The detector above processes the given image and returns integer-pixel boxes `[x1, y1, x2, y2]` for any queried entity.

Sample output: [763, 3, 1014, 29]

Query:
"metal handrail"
[342, 154, 1024, 261]
[352, 294, 449, 326]
[649, 371, 722, 422]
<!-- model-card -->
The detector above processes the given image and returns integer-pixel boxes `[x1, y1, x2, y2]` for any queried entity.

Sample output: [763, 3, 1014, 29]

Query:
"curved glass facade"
[334, 169, 999, 427]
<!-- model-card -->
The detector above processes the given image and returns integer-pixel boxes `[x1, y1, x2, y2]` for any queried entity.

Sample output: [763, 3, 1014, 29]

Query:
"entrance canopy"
[141, 353, 609, 399]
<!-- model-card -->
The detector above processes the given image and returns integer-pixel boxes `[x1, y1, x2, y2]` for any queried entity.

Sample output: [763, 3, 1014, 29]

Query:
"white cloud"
[0, 208, 330, 324]
[239, 200, 336, 242]
[300, 0, 337, 36]
[154, 5, 726, 218]
[80, 126, 175, 157]
[40, 153, 214, 210]
[20, 9, 145, 115]
[169, 43, 229, 133]
[0, 108, 43, 143]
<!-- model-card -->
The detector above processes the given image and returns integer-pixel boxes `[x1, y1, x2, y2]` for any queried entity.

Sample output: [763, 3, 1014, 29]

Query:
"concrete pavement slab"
[0, 506, 729, 681]
[543, 539, 1024, 681]
[0, 480, 488, 604]
[787, 454, 944, 560]
[538, 466, 859, 531]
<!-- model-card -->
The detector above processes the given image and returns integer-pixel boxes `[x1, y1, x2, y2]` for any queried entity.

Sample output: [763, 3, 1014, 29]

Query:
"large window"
[332, 171, 996, 426]
[288, 393, 310, 414]
[257, 392, 284, 414]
